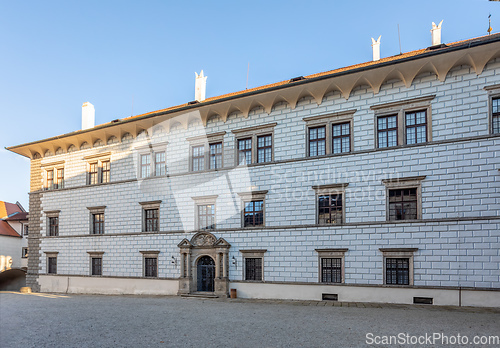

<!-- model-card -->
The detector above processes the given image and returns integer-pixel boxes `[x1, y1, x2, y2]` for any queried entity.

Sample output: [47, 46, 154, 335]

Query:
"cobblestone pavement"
[1, 292, 499, 348]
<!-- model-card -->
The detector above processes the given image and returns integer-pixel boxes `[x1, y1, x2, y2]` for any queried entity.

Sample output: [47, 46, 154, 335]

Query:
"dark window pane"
[377, 115, 397, 148]
[101, 161, 110, 183]
[238, 138, 252, 165]
[257, 135, 272, 163]
[243, 200, 264, 227]
[321, 258, 342, 283]
[388, 189, 418, 220]
[309, 126, 326, 156]
[493, 98, 500, 134]
[92, 213, 104, 234]
[48, 257, 57, 274]
[405, 110, 427, 144]
[386, 258, 409, 285]
[317, 194, 343, 224]
[155, 152, 166, 176]
[48, 217, 59, 236]
[145, 257, 157, 277]
[145, 209, 159, 232]
[332, 122, 350, 154]
[209, 143, 222, 169]
[245, 258, 262, 281]
[91, 257, 102, 276]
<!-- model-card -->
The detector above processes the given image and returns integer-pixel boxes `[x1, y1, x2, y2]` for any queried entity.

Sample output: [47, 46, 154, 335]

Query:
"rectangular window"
[238, 138, 252, 165]
[405, 110, 427, 144]
[88, 163, 98, 185]
[92, 213, 104, 234]
[192, 145, 205, 171]
[377, 115, 398, 148]
[155, 152, 166, 176]
[91, 257, 102, 276]
[257, 135, 272, 163]
[46, 169, 54, 190]
[101, 161, 110, 183]
[389, 188, 417, 220]
[318, 194, 343, 224]
[55, 168, 64, 189]
[332, 122, 350, 154]
[386, 258, 410, 285]
[309, 126, 326, 156]
[493, 97, 500, 134]
[321, 258, 342, 283]
[24, 225, 29, 236]
[244, 200, 264, 227]
[22, 248, 28, 258]
[197, 204, 215, 230]
[145, 257, 158, 278]
[48, 257, 57, 274]
[48, 217, 59, 236]
[144, 208, 159, 232]
[244, 257, 262, 281]
[209, 143, 223, 169]
[141, 154, 151, 178]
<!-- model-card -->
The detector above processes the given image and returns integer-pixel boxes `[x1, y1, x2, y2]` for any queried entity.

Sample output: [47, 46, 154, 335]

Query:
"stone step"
[180, 293, 219, 299]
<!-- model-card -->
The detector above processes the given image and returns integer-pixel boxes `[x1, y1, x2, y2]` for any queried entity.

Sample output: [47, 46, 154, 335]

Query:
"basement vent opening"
[322, 293, 338, 301]
[289, 76, 305, 83]
[413, 297, 433, 305]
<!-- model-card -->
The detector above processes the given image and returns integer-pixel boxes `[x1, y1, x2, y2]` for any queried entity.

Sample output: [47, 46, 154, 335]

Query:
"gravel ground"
[1, 292, 499, 348]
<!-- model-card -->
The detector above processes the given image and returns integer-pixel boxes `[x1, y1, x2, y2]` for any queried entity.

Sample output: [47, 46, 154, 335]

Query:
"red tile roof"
[0, 220, 22, 238]
[5, 212, 29, 221]
[0, 201, 24, 220]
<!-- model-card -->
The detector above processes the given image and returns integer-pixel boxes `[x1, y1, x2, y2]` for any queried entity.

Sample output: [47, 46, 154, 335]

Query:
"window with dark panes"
[88, 163, 98, 184]
[101, 161, 110, 183]
[238, 138, 252, 165]
[332, 122, 350, 154]
[198, 204, 215, 230]
[55, 168, 64, 189]
[309, 126, 326, 156]
[46, 170, 54, 189]
[24, 225, 28, 236]
[22, 248, 28, 258]
[209, 142, 222, 169]
[91, 257, 102, 276]
[318, 194, 343, 224]
[245, 258, 262, 281]
[92, 213, 104, 234]
[321, 258, 342, 283]
[388, 188, 417, 220]
[48, 257, 57, 274]
[405, 110, 427, 144]
[493, 97, 500, 134]
[141, 154, 151, 178]
[145, 257, 158, 277]
[386, 258, 409, 285]
[244, 200, 264, 227]
[192, 145, 205, 171]
[48, 217, 59, 236]
[144, 208, 159, 232]
[155, 152, 166, 176]
[377, 115, 398, 148]
[257, 135, 272, 163]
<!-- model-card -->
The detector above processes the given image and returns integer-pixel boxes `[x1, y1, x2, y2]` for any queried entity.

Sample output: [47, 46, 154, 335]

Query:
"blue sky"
[0, 0, 497, 209]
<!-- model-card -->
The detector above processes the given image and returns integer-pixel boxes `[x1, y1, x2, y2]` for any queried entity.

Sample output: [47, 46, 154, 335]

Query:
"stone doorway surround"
[177, 232, 230, 297]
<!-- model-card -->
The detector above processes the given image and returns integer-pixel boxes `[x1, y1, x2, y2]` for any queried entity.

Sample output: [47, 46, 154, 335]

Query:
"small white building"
[7, 28, 500, 307]
[0, 201, 28, 271]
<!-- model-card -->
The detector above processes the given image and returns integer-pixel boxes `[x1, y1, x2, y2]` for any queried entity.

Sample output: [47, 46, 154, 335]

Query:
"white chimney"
[82, 102, 95, 130]
[431, 20, 443, 46]
[195, 70, 207, 102]
[371, 36, 381, 61]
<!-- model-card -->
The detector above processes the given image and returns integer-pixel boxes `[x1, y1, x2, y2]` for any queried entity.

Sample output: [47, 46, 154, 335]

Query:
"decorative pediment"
[177, 239, 192, 248]
[215, 238, 231, 248]
[191, 232, 217, 247]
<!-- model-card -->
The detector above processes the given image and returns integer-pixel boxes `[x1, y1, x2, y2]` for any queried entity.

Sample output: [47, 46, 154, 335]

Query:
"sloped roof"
[5, 212, 29, 221]
[0, 201, 25, 220]
[0, 220, 22, 238]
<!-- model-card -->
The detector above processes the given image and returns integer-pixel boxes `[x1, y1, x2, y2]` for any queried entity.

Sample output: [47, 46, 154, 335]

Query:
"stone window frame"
[484, 84, 500, 134]
[303, 110, 356, 157]
[44, 210, 60, 237]
[84, 152, 112, 185]
[232, 123, 277, 165]
[134, 142, 168, 178]
[41, 160, 65, 190]
[312, 184, 348, 225]
[371, 95, 435, 149]
[191, 195, 218, 231]
[240, 249, 266, 282]
[379, 248, 418, 286]
[87, 206, 106, 235]
[382, 176, 425, 221]
[315, 248, 348, 284]
[87, 251, 104, 276]
[140, 250, 160, 278]
[44, 251, 58, 274]
[139, 200, 162, 232]
[186, 132, 226, 172]
[237, 190, 268, 228]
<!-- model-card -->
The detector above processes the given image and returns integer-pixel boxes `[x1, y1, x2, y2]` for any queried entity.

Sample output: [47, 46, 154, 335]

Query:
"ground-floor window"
[91, 257, 102, 276]
[48, 257, 57, 274]
[385, 258, 409, 285]
[320, 258, 342, 283]
[245, 258, 262, 281]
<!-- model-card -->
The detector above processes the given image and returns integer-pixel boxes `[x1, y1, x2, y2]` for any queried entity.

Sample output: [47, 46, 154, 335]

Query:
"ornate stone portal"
[177, 232, 230, 297]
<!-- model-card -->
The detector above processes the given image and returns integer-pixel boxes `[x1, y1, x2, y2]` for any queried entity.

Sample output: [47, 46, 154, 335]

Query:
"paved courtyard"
[1, 292, 499, 347]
